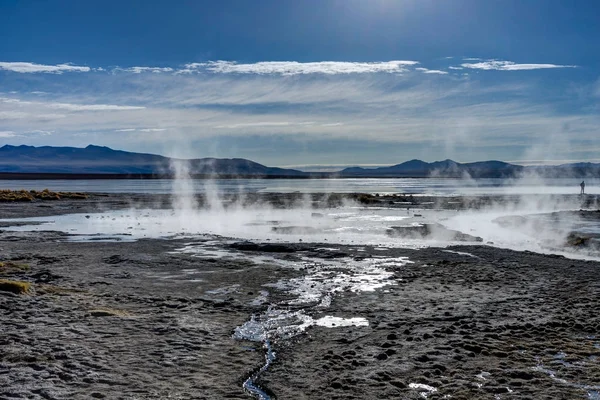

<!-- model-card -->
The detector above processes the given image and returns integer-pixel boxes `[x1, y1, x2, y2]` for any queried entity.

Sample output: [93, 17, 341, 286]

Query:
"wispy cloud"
[0, 110, 66, 120]
[215, 121, 315, 129]
[178, 60, 419, 75]
[115, 67, 174, 74]
[0, 97, 144, 111]
[0, 62, 90, 74]
[0, 58, 594, 164]
[0, 111, 32, 119]
[0, 130, 51, 138]
[28, 130, 53, 136]
[415, 67, 448, 75]
[116, 128, 167, 132]
[1, 59, 575, 76]
[461, 60, 576, 71]
[593, 78, 600, 98]
[47, 102, 145, 111]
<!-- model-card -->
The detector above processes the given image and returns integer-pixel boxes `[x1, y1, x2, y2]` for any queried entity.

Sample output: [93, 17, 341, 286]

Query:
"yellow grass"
[0, 279, 31, 294]
[0, 189, 88, 202]
[0, 261, 30, 274]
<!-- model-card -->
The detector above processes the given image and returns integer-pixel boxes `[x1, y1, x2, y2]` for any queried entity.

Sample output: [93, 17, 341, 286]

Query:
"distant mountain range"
[0, 145, 598, 179]
[0, 145, 305, 177]
[340, 159, 524, 178]
[340, 159, 600, 178]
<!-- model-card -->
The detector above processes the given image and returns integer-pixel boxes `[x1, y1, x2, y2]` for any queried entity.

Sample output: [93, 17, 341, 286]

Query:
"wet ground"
[0, 194, 599, 399]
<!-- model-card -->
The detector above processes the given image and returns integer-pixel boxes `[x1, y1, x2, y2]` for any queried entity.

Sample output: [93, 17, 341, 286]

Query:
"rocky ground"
[0, 195, 599, 399]
[262, 246, 600, 399]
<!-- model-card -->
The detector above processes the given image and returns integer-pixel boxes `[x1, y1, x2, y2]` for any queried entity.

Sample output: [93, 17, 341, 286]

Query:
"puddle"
[264, 257, 409, 306]
[442, 250, 479, 258]
[408, 383, 437, 398]
[3, 203, 600, 260]
[0, 208, 433, 248]
[205, 285, 240, 296]
[242, 340, 275, 400]
[250, 290, 270, 306]
[234, 307, 371, 399]
[476, 371, 491, 380]
[533, 361, 600, 395]
[223, 246, 410, 400]
[314, 315, 368, 328]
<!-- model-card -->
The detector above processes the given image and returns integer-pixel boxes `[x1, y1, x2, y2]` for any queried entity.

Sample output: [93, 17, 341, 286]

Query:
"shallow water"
[172, 237, 410, 400]
[3, 202, 600, 260]
[2, 194, 598, 398]
[443, 208, 600, 261]
[408, 382, 438, 398]
[0, 207, 424, 245]
[1, 177, 598, 195]
[221, 248, 405, 399]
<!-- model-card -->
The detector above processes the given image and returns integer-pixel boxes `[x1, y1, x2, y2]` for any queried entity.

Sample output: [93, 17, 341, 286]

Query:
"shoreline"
[0, 194, 599, 399]
[0, 191, 598, 217]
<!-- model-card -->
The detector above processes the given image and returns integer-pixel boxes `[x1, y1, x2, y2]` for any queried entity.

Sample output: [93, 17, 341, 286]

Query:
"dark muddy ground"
[262, 245, 600, 399]
[0, 194, 599, 399]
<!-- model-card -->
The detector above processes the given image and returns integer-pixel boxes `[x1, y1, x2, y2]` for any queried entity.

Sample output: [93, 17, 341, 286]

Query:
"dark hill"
[339, 159, 524, 178]
[1, 145, 598, 179]
[0, 145, 305, 176]
[340, 159, 599, 178]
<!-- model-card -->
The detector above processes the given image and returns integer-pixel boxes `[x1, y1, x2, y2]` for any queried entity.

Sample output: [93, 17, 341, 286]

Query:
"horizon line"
[3, 143, 600, 170]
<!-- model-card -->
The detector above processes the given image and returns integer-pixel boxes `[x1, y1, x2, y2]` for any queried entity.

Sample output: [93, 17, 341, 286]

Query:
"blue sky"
[1, 0, 599, 168]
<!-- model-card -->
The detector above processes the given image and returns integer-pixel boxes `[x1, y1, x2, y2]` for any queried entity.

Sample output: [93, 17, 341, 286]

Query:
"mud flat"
[262, 246, 600, 399]
[0, 194, 599, 399]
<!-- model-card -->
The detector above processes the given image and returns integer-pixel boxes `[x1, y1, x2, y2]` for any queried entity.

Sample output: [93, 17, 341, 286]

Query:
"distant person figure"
[580, 180, 585, 195]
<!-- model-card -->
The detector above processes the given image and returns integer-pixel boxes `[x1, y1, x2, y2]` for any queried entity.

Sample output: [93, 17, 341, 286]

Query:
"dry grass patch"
[0, 261, 30, 274]
[36, 284, 86, 296]
[0, 279, 32, 294]
[0, 189, 88, 202]
[0, 189, 34, 202]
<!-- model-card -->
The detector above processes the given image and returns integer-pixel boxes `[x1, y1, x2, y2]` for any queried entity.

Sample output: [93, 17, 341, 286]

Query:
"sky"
[0, 0, 599, 169]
